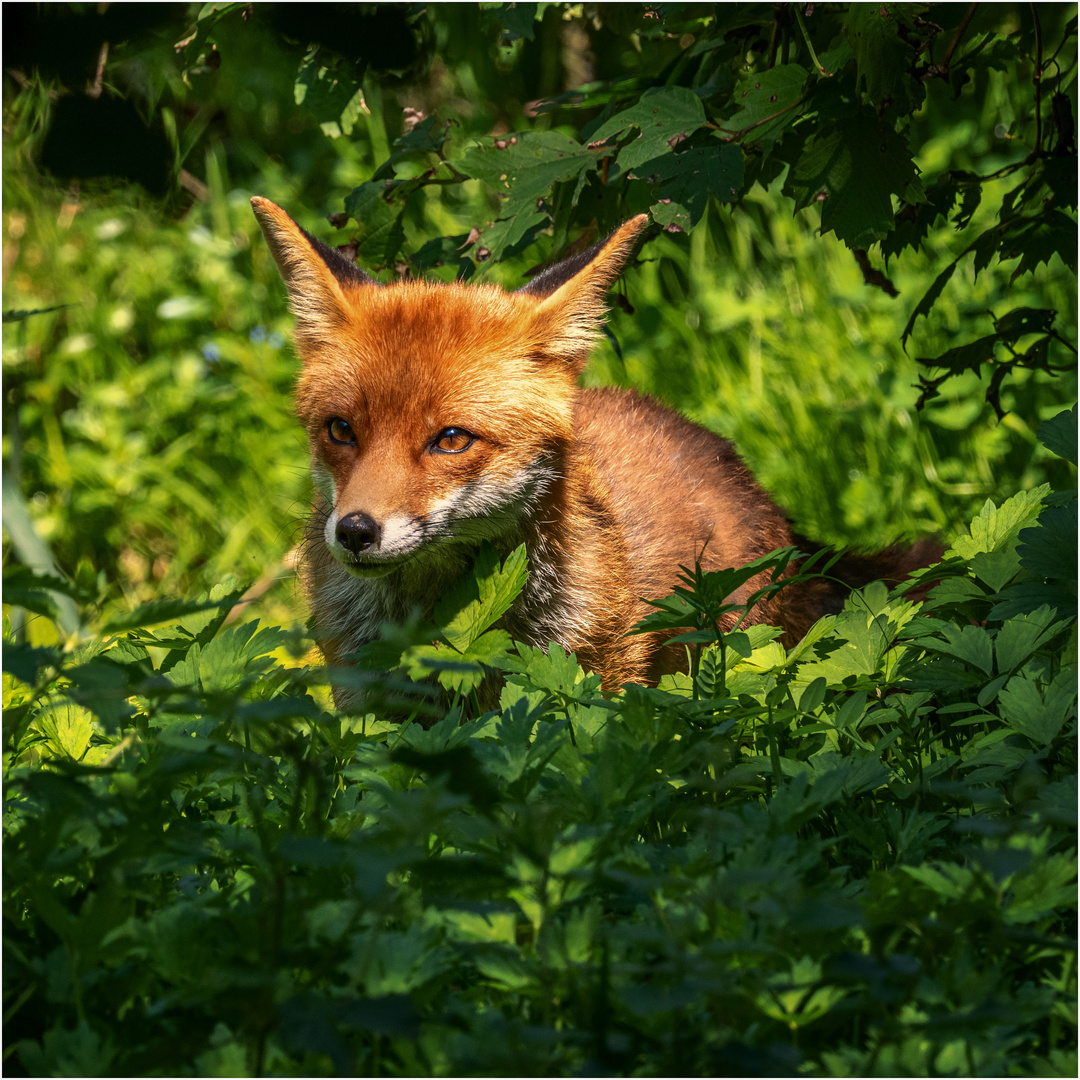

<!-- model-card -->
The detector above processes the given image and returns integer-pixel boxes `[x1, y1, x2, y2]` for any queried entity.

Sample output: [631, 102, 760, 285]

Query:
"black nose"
[336, 512, 382, 555]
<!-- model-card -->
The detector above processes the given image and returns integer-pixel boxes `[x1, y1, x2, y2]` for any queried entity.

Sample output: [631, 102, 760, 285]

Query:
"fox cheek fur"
[252, 196, 934, 709]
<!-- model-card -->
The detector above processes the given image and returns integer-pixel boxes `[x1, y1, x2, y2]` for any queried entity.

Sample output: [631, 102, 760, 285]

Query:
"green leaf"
[901, 862, 975, 901]
[2, 566, 91, 629]
[460, 131, 603, 259]
[484, 2, 545, 42]
[588, 87, 709, 172]
[33, 701, 94, 760]
[949, 486, 1050, 560]
[969, 548, 1022, 592]
[993, 306, 1056, 340]
[1018, 502, 1078, 585]
[210, 623, 285, 686]
[2, 643, 60, 687]
[995, 606, 1070, 673]
[799, 677, 828, 715]
[988, 582, 1077, 621]
[916, 334, 1000, 380]
[919, 624, 994, 676]
[998, 669, 1076, 746]
[1038, 405, 1078, 465]
[101, 587, 244, 636]
[901, 247, 966, 348]
[634, 141, 744, 230]
[727, 64, 808, 154]
[502, 641, 594, 700]
[372, 116, 452, 182]
[2, 303, 77, 323]
[844, 4, 919, 108]
[294, 52, 367, 138]
[342, 180, 406, 267]
[1000, 210, 1078, 279]
[3, 566, 92, 603]
[783, 111, 919, 248]
[437, 544, 528, 652]
[391, 743, 501, 811]
[1003, 851, 1078, 923]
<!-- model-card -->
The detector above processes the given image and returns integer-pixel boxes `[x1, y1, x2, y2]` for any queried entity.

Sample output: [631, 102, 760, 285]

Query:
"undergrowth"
[3, 407, 1075, 1077]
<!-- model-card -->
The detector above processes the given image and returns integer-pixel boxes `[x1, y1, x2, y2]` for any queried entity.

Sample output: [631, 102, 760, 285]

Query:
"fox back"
[252, 200, 845, 705]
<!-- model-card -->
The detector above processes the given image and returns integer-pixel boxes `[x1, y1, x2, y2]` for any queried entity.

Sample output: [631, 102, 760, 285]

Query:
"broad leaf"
[783, 110, 919, 248]
[588, 87, 709, 172]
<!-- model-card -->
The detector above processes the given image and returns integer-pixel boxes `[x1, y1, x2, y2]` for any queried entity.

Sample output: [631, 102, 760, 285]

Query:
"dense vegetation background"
[3, 3, 1076, 1076]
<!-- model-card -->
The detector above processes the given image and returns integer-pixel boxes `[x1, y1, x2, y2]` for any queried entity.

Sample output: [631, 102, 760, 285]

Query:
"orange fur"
[251, 198, 904, 707]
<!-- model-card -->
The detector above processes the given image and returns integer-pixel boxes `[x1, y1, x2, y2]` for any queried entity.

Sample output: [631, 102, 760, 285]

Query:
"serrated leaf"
[198, 622, 287, 692]
[1038, 405, 1077, 465]
[531, 77, 653, 117]
[881, 178, 960, 262]
[1003, 851, 1078, 924]
[342, 181, 407, 267]
[65, 659, 135, 732]
[372, 116, 452, 182]
[3, 587, 61, 622]
[501, 641, 594, 701]
[949, 486, 1050, 560]
[410, 232, 474, 272]
[485, 1, 544, 41]
[901, 247, 966, 348]
[101, 590, 243, 635]
[634, 141, 744, 229]
[955, 31, 1022, 77]
[460, 131, 602, 259]
[783, 111, 918, 248]
[917, 334, 1000, 379]
[1000, 210, 1078, 279]
[3, 566, 92, 602]
[993, 306, 1056, 340]
[902, 862, 974, 901]
[391, 743, 501, 811]
[969, 548, 1022, 592]
[33, 701, 94, 761]
[1018, 502, 1078, 583]
[588, 87, 708, 173]
[988, 581, 1077, 621]
[461, 629, 515, 668]
[438, 544, 528, 652]
[998, 669, 1077, 746]
[727, 64, 808, 155]
[919, 624, 994, 676]
[844, 3, 911, 106]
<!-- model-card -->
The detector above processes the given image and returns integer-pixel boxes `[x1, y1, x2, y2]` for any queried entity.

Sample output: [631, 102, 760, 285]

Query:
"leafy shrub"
[3, 409, 1075, 1077]
[3, 4, 1075, 1076]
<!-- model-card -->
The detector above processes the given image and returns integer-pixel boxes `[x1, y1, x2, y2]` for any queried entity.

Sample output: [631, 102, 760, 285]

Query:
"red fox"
[251, 198, 930, 707]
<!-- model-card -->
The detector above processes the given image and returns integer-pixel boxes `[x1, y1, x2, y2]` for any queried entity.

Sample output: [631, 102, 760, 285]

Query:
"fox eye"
[432, 427, 475, 454]
[327, 417, 355, 445]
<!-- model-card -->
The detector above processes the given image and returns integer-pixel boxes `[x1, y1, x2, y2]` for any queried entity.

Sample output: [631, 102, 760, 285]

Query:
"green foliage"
[170, 2, 1075, 415]
[3, 419, 1076, 1077]
[24, 3, 1066, 413]
[3, 5, 1077, 1076]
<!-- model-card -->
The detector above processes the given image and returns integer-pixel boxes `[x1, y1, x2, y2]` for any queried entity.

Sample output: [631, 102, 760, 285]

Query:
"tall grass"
[3, 131, 1075, 638]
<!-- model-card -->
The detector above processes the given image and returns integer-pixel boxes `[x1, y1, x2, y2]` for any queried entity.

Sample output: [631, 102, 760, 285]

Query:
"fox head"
[251, 197, 647, 577]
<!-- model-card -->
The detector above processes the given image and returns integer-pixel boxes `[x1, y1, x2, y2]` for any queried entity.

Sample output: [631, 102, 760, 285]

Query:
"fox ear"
[520, 214, 649, 365]
[250, 197, 375, 337]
